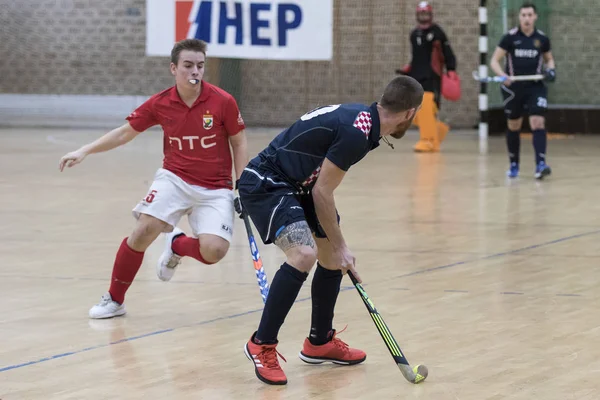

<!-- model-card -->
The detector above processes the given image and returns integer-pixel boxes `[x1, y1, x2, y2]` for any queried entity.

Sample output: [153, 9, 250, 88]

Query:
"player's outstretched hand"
[335, 246, 362, 283]
[59, 150, 87, 172]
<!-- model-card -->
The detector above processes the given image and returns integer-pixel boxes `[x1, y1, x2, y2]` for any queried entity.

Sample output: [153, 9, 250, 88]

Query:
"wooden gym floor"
[1, 127, 600, 399]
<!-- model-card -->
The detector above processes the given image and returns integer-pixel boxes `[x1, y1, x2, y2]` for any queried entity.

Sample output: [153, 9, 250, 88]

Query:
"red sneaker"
[244, 333, 288, 385]
[299, 328, 367, 365]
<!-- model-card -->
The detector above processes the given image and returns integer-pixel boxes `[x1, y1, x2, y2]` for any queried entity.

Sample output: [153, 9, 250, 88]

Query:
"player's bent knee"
[273, 221, 317, 271]
[198, 235, 229, 263]
[286, 245, 318, 272]
[200, 249, 226, 264]
[529, 116, 545, 130]
[531, 123, 545, 130]
[315, 243, 336, 270]
[316, 256, 336, 271]
[128, 214, 168, 251]
[507, 119, 523, 131]
[315, 235, 355, 271]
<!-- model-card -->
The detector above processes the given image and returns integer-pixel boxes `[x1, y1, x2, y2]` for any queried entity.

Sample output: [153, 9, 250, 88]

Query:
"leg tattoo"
[274, 221, 315, 251]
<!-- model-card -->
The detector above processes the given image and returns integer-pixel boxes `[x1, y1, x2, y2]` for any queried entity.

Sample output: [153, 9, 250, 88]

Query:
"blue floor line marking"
[3, 229, 598, 374]
[393, 229, 600, 280]
[401, 288, 584, 297]
[0, 287, 354, 373]
[0, 275, 261, 286]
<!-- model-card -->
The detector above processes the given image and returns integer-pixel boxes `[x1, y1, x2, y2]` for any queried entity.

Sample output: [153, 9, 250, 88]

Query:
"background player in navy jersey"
[490, 2, 556, 179]
[237, 76, 424, 385]
[59, 39, 248, 318]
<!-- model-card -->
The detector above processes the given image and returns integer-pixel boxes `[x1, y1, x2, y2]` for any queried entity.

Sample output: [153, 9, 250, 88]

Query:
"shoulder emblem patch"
[353, 111, 372, 138]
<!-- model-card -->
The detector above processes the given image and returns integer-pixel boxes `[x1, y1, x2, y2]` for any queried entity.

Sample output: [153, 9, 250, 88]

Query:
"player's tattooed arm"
[274, 221, 315, 251]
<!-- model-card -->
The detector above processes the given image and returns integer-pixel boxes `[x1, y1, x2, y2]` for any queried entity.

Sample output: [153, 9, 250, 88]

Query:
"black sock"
[532, 129, 547, 165]
[255, 263, 308, 344]
[309, 264, 342, 346]
[506, 129, 520, 165]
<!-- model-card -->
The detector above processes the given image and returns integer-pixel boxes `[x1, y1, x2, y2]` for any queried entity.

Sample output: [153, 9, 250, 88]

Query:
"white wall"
[0, 94, 150, 129]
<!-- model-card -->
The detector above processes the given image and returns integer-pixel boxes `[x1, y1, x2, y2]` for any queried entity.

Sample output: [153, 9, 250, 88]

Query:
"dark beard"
[390, 116, 414, 139]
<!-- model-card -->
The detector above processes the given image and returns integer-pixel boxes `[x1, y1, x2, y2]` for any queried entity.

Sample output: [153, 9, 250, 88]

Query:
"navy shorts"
[238, 166, 340, 245]
[501, 82, 548, 120]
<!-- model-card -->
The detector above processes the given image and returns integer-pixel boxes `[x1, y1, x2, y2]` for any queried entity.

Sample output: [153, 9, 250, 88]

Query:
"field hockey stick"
[472, 70, 544, 83]
[234, 197, 270, 303]
[347, 271, 428, 384]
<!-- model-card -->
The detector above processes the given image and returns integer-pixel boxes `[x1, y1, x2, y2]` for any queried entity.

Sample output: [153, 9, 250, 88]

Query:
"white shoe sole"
[89, 307, 126, 319]
[298, 352, 353, 365]
[298, 351, 366, 365]
[245, 343, 288, 385]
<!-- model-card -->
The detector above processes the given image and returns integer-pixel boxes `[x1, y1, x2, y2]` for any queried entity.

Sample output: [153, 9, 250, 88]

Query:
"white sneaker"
[157, 227, 185, 281]
[89, 293, 126, 319]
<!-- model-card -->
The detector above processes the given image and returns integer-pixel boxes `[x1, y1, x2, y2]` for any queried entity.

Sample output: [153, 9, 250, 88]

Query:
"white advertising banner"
[146, 0, 333, 60]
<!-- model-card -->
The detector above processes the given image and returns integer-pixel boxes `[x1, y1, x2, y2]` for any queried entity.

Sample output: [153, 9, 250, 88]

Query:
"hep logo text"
[176, 0, 303, 47]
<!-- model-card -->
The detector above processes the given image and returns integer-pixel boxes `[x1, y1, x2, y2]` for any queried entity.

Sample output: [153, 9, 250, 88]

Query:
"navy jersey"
[248, 103, 381, 190]
[499, 27, 550, 76]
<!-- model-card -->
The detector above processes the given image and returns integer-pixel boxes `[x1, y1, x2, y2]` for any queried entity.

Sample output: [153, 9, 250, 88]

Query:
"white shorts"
[132, 168, 234, 242]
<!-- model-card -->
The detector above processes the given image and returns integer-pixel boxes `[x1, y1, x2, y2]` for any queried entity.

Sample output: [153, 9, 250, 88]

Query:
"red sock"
[108, 238, 144, 304]
[172, 235, 214, 264]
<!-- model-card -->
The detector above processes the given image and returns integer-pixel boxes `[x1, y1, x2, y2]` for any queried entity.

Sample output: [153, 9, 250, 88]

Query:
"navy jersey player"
[490, 2, 556, 179]
[236, 76, 424, 385]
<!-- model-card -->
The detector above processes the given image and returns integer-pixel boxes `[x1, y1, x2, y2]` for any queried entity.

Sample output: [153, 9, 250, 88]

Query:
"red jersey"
[126, 81, 245, 190]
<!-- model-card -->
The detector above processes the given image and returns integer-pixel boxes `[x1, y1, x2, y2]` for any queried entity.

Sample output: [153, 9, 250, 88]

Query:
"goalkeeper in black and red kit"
[397, 1, 459, 152]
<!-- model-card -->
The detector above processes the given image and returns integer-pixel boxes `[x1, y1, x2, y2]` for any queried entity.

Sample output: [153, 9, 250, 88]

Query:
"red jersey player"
[58, 39, 248, 319]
